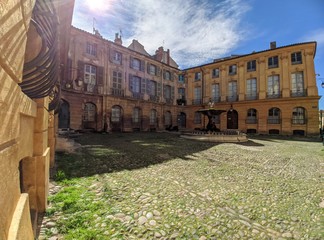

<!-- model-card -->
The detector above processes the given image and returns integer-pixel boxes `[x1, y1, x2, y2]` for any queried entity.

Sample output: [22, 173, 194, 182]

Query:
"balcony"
[291, 89, 307, 97]
[246, 118, 258, 124]
[226, 95, 238, 102]
[245, 94, 258, 101]
[132, 92, 144, 100]
[149, 95, 160, 102]
[176, 98, 186, 106]
[291, 118, 307, 125]
[111, 88, 124, 97]
[192, 99, 202, 105]
[267, 118, 281, 124]
[267, 92, 281, 99]
[211, 96, 221, 103]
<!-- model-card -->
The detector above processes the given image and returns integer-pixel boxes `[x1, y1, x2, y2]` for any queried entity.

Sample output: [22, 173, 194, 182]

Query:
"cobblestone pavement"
[38, 134, 324, 239]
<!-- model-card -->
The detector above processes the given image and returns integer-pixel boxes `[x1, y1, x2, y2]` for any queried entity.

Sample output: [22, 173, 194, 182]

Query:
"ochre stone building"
[0, 0, 74, 239]
[61, 28, 320, 136]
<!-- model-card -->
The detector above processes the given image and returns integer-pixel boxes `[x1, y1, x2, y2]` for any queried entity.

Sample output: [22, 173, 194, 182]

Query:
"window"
[292, 107, 306, 124]
[113, 51, 122, 64]
[246, 108, 257, 124]
[267, 75, 280, 98]
[178, 88, 185, 99]
[165, 111, 172, 126]
[291, 72, 304, 96]
[195, 72, 201, 81]
[229, 64, 237, 75]
[84, 64, 96, 92]
[113, 71, 122, 89]
[246, 78, 257, 100]
[149, 80, 157, 96]
[179, 74, 185, 83]
[211, 83, 220, 102]
[111, 106, 121, 122]
[268, 107, 280, 124]
[194, 111, 201, 124]
[212, 68, 220, 78]
[132, 58, 141, 70]
[194, 87, 202, 105]
[133, 107, 140, 123]
[149, 64, 157, 75]
[164, 70, 171, 80]
[164, 85, 171, 99]
[83, 103, 96, 121]
[150, 109, 157, 124]
[247, 60, 256, 71]
[227, 81, 237, 101]
[268, 56, 278, 68]
[86, 42, 97, 56]
[291, 52, 302, 64]
[130, 76, 141, 93]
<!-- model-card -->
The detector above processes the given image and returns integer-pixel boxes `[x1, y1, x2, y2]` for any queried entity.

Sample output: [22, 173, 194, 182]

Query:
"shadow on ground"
[54, 132, 266, 179]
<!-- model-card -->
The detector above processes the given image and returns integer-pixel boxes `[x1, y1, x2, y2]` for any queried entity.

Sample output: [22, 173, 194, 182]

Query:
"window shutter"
[146, 79, 151, 94]
[157, 66, 161, 76]
[141, 77, 146, 93]
[170, 72, 174, 81]
[157, 82, 162, 96]
[109, 49, 114, 63]
[140, 60, 145, 72]
[129, 74, 133, 91]
[77, 60, 84, 79]
[171, 86, 175, 99]
[130, 56, 133, 68]
[163, 84, 166, 98]
[163, 70, 166, 80]
[97, 66, 104, 85]
[147, 63, 150, 73]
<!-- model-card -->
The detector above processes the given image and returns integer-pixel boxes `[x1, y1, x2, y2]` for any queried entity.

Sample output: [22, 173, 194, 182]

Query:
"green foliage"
[54, 170, 66, 182]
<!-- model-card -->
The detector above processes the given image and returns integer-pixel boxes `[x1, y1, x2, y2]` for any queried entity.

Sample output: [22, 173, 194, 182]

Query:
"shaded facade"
[62, 29, 320, 136]
[60, 27, 186, 132]
[0, 0, 74, 239]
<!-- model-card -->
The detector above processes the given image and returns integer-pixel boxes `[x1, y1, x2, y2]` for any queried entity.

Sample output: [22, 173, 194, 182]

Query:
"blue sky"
[72, 0, 324, 109]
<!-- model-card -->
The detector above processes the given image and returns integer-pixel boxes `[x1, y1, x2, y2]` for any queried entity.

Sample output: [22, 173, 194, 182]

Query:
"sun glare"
[85, 0, 111, 14]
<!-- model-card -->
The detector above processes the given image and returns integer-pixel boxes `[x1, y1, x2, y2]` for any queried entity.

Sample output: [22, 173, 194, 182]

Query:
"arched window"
[111, 105, 122, 123]
[83, 102, 96, 121]
[268, 107, 280, 124]
[292, 107, 306, 124]
[246, 108, 257, 124]
[165, 111, 172, 126]
[150, 109, 157, 125]
[133, 107, 140, 123]
[194, 111, 201, 124]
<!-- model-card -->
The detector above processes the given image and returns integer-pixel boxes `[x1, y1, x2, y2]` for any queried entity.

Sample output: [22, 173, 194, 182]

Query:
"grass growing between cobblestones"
[43, 133, 324, 239]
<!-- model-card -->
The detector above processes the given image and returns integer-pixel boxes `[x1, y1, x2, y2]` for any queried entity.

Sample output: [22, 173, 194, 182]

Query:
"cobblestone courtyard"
[40, 133, 323, 239]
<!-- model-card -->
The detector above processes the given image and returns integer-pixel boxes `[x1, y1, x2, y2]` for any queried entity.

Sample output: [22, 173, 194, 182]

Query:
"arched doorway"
[177, 112, 186, 128]
[83, 102, 97, 130]
[227, 109, 238, 129]
[111, 105, 123, 132]
[58, 100, 70, 129]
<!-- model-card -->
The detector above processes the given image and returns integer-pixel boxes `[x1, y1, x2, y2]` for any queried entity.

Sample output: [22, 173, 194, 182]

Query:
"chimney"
[167, 49, 170, 65]
[270, 41, 276, 49]
[114, 33, 122, 45]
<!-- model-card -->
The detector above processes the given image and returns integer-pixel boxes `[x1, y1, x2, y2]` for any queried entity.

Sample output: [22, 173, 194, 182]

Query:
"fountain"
[180, 100, 248, 143]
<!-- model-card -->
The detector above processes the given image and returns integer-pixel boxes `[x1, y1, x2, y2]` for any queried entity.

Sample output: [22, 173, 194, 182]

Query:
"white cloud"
[301, 28, 324, 46]
[72, 0, 251, 68]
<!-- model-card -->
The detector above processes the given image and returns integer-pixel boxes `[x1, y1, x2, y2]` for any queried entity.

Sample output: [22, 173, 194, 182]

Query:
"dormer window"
[229, 64, 237, 75]
[86, 42, 97, 56]
[291, 52, 302, 64]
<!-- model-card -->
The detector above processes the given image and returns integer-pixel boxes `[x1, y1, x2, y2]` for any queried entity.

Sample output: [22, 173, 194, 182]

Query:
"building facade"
[0, 0, 74, 239]
[60, 27, 186, 132]
[183, 42, 320, 136]
[61, 28, 320, 136]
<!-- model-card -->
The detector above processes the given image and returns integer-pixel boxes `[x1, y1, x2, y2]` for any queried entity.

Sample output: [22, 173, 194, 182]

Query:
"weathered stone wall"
[0, 0, 74, 239]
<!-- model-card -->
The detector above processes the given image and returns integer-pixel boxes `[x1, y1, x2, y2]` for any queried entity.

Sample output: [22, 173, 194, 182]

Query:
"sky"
[72, 0, 324, 109]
